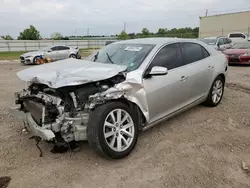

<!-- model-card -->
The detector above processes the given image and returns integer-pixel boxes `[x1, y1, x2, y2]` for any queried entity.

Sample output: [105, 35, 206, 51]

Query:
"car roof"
[202, 36, 229, 39]
[202, 37, 218, 39]
[50, 45, 68, 48]
[114, 37, 204, 46]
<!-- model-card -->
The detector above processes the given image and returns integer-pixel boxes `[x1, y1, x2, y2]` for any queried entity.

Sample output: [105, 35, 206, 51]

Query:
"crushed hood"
[17, 59, 127, 88]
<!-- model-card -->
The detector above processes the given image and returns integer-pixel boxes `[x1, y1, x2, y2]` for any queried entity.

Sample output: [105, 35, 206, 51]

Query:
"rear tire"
[87, 102, 138, 159]
[203, 76, 225, 107]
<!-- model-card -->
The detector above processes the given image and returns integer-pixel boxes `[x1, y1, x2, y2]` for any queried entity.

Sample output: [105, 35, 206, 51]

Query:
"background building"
[199, 11, 250, 38]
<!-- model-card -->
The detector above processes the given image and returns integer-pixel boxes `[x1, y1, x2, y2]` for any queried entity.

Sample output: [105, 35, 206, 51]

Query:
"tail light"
[239, 53, 250, 62]
[241, 52, 250, 57]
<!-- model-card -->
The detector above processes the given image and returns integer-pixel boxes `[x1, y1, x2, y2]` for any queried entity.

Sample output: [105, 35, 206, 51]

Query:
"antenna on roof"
[205, 9, 208, 16]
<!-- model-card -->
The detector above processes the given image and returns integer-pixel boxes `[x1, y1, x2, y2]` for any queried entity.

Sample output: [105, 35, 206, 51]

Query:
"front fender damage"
[88, 78, 149, 122]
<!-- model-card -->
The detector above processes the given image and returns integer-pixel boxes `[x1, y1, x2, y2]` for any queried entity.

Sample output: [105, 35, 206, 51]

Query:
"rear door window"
[51, 46, 58, 51]
[57, 46, 70, 50]
[149, 43, 183, 70]
[182, 43, 206, 65]
[218, 39, 224, 46]
[223, 38, 229, 44]
[227, 38, 232, 43]
[201, 47, 210, 58]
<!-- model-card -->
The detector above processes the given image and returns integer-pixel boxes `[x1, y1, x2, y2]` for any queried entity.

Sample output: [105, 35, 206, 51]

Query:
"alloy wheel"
[103, 109, 135, 152]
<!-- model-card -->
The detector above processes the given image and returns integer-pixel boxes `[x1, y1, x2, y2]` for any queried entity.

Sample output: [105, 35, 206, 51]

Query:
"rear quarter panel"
[210, 50, 228, 82]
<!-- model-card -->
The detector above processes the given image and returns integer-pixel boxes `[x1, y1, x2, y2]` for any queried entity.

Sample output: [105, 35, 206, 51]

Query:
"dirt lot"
[0, 62, 250, 188]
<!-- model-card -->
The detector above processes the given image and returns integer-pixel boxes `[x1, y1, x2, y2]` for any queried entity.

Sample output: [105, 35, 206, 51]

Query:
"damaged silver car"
[11, 38, 228, 159]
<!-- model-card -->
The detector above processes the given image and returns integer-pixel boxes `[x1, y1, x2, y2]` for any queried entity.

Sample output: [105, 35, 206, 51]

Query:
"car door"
[45, 46, 59, 61]
[57, 46, 70, 60]
[181, 42, 214, 102]
[143, 43, 191, 123]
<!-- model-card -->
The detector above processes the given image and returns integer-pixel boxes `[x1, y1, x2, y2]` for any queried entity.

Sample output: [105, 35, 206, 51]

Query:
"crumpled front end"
[10, 68, 149, 145]
[11, 87, 89, 142]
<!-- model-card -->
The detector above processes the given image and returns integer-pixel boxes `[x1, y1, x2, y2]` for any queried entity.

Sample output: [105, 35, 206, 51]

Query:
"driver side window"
[149, 43, 183, 71]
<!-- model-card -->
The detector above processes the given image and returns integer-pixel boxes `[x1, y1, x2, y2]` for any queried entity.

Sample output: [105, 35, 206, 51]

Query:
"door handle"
[180, 76, 188, 81]
[208, 65, 214, 70]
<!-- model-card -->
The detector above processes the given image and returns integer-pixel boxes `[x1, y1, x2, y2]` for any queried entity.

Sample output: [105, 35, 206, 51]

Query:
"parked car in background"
[228, 32, 250, 43]
[11, 38, 228, 159]
[223, 42, 250, 65]
[200, 36, 233, 51]
[20, 45, 81, 65]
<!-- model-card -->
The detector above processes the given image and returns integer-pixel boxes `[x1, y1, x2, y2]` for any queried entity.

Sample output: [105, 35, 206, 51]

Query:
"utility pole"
[124, 22, 126, 32]
[87, 28, 89, 36]
[205, 9, 208, 17]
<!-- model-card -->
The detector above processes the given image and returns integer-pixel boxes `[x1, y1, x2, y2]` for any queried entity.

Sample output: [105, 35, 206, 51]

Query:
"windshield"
[201, 38, 217, 45]
[87, 43, 155, 71]
[232, 43, 250, 49]
[41, 46, 51, 51]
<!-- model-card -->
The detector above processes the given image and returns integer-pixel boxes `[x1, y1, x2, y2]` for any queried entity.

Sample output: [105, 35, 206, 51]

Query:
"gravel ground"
[0, 61, 250, 188]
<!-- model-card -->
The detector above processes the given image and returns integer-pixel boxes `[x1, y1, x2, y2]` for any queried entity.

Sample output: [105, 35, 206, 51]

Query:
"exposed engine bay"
[15, 73, 126, 144]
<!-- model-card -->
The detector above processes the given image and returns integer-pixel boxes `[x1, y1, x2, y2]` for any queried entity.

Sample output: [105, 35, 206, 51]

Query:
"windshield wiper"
[106, 53, 114, 64]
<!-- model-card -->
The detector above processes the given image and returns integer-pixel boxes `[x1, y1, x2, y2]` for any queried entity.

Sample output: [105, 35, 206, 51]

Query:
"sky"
[0, 0, 250, 38]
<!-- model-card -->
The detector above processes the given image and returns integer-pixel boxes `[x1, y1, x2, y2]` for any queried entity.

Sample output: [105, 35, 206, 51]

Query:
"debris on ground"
[0, 176, 11, 188]
[241, 161, 249, 173]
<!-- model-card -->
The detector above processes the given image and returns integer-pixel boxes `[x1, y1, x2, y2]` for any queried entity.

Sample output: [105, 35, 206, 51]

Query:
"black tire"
[69, 54, 77, 58]
[87, 102, 139, 159]
[203, 75, 225, 107]
[33, 56, 39, 64]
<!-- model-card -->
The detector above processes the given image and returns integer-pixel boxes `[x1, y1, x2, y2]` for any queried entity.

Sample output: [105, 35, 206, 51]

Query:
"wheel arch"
[69, 53, 77, 58]
[217, 73, 225, 82]
[92, 98, 146, 131]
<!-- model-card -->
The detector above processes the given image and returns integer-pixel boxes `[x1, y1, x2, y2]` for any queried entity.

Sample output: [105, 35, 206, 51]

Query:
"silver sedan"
[12, 38, 228, 159]
[20, 45, 80, 64]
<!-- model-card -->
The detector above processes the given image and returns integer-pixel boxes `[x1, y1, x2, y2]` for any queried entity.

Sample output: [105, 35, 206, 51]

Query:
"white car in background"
[20, 45, 81, 64]
[200, 36, 233, 51]
[228, 32, 250, 43]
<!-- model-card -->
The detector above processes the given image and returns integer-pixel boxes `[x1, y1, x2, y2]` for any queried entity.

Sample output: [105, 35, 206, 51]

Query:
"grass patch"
[79, 48, 100, 58]
[0, 51, 25, 60]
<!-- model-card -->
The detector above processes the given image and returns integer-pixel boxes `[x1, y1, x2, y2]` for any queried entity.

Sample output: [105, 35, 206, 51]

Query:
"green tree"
[141, 28, 150, 36]
[2, 35, 13, 40]
[18, 25, 41, 40]
[118, 31, 128, 40]
[51, 32, 63, 40]
[128, 33, 135, 39]
[156, 28, 167, 36]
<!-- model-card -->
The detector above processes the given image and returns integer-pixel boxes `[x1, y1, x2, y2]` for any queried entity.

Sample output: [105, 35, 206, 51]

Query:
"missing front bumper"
[9, 107, 55, 140]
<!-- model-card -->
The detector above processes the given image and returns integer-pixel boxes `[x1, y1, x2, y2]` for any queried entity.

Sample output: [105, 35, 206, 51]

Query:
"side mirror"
[148, 66, 168, 76]
[47, 49, 52, 52]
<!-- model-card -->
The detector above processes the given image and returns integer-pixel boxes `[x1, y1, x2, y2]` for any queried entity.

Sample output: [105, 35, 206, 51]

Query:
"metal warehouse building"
[199, 11, 250, 38]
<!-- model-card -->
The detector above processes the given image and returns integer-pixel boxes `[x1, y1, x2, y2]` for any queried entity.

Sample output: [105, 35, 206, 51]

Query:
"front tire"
[87, 102, 138, 159]
[69, 54, 77, 58]
[33, 56, 39, 65]
[204, 76, 225, 107]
